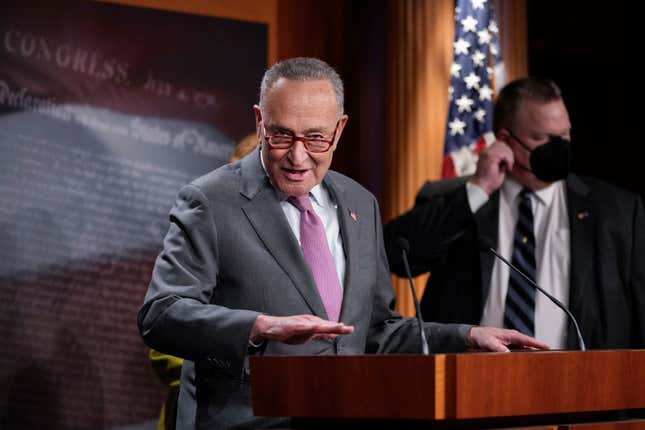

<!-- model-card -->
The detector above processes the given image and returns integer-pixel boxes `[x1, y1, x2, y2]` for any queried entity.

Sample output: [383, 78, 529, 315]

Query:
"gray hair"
[259, 57, 344, 115]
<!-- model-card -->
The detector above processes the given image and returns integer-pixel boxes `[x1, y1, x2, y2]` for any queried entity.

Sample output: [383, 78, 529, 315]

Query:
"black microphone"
[481, 240, 586, 351]
[396, 237, 429, 355]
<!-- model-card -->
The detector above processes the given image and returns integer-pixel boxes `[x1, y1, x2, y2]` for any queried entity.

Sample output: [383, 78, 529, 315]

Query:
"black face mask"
[509, 132, 572, 182]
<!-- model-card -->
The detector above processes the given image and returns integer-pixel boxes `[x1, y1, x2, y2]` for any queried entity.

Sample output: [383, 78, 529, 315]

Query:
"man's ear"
[253, 105, 262, 141]
[496, 128, 511, 144]
[332, 114, 349, 148]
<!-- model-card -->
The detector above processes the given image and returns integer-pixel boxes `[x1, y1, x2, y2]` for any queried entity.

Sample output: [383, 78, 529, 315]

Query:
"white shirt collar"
[502, 177, 563, 208]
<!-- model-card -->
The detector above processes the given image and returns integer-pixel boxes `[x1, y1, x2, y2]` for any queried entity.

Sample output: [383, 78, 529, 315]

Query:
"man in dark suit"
[385, 77, 645, 350]
[138, 58, 546, 430]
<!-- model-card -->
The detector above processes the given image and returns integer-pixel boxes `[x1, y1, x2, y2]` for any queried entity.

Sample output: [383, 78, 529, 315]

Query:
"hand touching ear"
[470, 140, 514, 195]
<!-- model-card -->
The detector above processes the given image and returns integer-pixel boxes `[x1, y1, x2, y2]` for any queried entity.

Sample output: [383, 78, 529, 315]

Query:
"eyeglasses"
[262, 121, 339, 153]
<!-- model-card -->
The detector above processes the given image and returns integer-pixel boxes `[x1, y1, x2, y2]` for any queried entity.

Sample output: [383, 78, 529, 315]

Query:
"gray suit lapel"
[565, 174, 595, 347]
[239, 151, 328, 319]
[475, 191, 499, 302]
[324, 174, 360, 323]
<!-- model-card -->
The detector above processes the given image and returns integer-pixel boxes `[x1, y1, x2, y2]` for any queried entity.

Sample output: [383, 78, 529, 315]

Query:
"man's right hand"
[250, 314, 354, 345]
[470, 140, 514, 195]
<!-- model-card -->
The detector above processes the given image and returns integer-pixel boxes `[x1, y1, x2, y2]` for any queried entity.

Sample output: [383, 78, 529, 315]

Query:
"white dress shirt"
[260, 156, 346, 287]
[467, 178, 570, 349]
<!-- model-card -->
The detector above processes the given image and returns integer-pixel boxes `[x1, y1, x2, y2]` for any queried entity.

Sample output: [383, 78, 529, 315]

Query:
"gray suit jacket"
[138, 150, 470, 429]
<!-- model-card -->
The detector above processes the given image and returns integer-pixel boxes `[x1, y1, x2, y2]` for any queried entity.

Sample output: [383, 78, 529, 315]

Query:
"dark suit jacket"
[384, 174, 645, 349]
[138, 150, 470, 430]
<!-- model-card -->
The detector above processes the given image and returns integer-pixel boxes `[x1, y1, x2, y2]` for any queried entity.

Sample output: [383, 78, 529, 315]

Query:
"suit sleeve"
[138, 184, 260, 379]
[383, 183, 475, 277]
[630, 195, 645, 347]
[366, 196, 472, 353]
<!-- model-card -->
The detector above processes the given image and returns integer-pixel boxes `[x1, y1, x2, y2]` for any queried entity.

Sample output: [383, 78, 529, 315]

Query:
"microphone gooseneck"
[486, 246, 586, 351]
[397, 237, 430, 355]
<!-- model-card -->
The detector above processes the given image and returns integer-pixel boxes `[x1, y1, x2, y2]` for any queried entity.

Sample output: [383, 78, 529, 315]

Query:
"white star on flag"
[471, 0, 486, 10]
[461, 15, 478, 33]
[442, 0, 503, 178]
[450, 63, 462, 77]
[455, 94, 474, 112]
[472, 50, 486, 67]
[478, 85, 493, 101]
[451, 145, 480, 174]
[477, 29, 492, 45]
[475, 108, 487, 123]
[448, 118, 467, 136]
[463, 72, 481, 89]
[453, 38, 471, 55]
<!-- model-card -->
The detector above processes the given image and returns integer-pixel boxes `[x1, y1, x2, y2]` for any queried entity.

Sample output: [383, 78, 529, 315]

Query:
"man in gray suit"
[138, 58, 546, 430]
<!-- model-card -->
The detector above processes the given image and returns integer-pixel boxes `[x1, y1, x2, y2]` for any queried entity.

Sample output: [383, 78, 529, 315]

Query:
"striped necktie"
[503, 188, 537, 336]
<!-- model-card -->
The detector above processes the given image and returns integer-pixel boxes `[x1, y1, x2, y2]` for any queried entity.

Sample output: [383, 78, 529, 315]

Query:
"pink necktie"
[288, 194, 343, 322]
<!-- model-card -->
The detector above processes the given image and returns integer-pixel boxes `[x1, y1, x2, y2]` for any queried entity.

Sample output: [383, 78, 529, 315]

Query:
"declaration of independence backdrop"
[0, 1, 266, 428]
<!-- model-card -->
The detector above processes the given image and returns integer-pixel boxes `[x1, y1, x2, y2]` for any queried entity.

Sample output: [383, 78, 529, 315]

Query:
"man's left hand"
[467, 326, 550, 352]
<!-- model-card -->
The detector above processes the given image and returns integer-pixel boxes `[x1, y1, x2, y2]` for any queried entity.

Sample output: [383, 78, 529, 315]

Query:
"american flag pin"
[349, 209, 358, 222]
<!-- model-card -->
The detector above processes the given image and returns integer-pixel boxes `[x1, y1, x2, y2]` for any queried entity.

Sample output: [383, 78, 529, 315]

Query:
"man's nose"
[288, 140, 309, 164]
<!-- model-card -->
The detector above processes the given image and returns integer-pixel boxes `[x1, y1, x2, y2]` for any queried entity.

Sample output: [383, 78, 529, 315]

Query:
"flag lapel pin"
[349, 209, 358, 222]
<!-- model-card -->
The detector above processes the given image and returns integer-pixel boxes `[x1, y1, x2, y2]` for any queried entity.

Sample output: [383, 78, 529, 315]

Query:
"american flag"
[442, 0, 504, 178]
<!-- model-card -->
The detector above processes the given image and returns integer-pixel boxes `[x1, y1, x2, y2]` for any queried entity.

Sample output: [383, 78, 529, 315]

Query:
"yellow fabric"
[149, 349, 183, 430]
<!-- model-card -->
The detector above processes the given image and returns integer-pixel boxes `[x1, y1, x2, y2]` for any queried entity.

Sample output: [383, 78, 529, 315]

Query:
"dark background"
[527, 1, 645, 199]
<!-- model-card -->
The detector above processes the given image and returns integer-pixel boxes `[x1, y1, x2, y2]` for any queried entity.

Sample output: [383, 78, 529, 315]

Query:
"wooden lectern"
[250, 350, 645, 429]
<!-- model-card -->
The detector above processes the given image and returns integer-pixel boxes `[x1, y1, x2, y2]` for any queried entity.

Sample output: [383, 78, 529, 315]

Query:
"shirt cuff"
[248, 338, 264, 349]
[466, 181, 490, 213]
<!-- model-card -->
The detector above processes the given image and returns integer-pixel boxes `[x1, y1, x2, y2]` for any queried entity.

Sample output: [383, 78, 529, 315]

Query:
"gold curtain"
[385, 0, 454, 316]
[497, 0, 528, 80]
[385, 0, 527, 317]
